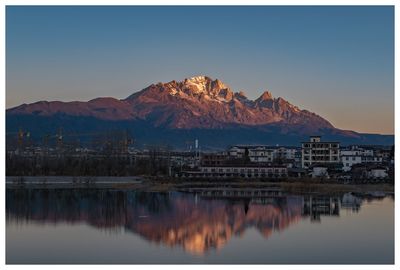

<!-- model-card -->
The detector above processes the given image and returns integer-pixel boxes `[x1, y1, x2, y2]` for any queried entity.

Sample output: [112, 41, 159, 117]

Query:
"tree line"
[6, 152, 171, 176]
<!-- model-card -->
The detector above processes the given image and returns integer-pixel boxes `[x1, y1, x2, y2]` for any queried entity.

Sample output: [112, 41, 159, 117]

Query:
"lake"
[6, 187, 394, 264]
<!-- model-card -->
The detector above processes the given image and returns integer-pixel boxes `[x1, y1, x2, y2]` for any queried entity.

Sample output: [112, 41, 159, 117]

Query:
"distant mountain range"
[6, 76, 393, 148]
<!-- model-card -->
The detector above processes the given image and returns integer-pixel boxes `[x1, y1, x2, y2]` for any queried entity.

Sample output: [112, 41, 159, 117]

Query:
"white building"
[197, 165, 288, 178]
[248, 147, 275, 163]
[274, 147, 297, 160]
[341, 145, 374, 157]
[301, 136, 340, 168]
[367, 167, 388, 179]
[342, 155, 363, 172]
[341, 146, 383, 171]
[228, 145, 298, 163]
[228, 146, 246, 158]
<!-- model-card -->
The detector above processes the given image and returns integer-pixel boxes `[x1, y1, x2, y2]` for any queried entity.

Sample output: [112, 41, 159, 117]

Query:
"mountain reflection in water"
[6, 188, 369, 255]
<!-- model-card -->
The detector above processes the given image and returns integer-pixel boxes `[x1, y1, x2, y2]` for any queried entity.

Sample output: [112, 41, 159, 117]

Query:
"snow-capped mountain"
[6, 76, 393, 147]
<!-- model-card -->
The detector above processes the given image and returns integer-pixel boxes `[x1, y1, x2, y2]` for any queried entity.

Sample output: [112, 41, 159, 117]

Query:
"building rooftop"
[301, 141, 339, 144]
[200, 163, 287, 168]
[230, 145, 299, 149]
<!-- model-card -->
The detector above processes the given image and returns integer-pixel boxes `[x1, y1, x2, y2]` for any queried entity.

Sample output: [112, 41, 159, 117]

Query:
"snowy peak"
[183, 75, 212, 94]
[6, 75, 393, 147]
[8, 75, 334, 130]
[125, 75, 324, 127]
[183, 76, 230, 93]
[185, 75, 210, 84]
[161, 76, 233, 102]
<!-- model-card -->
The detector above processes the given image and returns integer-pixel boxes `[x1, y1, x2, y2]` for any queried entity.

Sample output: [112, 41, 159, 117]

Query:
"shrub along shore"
[5, 176, 394, 195]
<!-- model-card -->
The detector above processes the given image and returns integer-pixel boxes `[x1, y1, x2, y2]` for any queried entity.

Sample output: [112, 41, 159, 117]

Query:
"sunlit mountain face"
[7, 76, 332, 129]
[6, 189, 365, 255]
[6, 76, 393, 147]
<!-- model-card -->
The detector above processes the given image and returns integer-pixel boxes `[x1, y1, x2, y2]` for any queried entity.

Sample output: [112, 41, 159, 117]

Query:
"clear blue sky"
[6, 6, 394, 134]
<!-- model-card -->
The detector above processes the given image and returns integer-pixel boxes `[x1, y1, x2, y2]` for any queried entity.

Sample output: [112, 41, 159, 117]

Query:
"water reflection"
[5, 188, 381, 255]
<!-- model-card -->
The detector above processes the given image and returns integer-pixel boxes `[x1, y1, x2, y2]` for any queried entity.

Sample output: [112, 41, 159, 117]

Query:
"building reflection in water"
[6, 188, 366, 255]
[302, 196, 340, 222]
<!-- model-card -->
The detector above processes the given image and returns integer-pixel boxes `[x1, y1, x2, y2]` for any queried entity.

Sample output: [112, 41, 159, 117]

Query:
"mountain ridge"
[6, 75, 393, 147]
[8, 76, 334, 129]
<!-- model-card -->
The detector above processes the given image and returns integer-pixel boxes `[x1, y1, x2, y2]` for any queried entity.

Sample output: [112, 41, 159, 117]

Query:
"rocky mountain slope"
[6, 76, 393, 147]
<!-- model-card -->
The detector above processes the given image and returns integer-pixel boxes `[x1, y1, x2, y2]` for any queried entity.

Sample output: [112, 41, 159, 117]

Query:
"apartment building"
[301, 136, 340, 168]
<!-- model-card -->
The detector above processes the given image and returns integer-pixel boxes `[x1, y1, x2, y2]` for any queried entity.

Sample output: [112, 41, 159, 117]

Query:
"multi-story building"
[341, 145, 374, 157]
[201, 153, 228, 166]
[248, 147, 275, 163]
[183, 164, 288, 178]
[341, 145, 383, 171]
[274, 147, 297, 160]
[228, 145, 274, 162]
[228, 145, 298, 164]
[187, 150, 289, 178]
[294, 150, 303, 168]
[301, 136, 340, 168]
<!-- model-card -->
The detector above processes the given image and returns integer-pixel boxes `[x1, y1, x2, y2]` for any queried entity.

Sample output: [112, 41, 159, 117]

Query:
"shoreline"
[5, 176, 394, 195]
[142, 180, 395, 195]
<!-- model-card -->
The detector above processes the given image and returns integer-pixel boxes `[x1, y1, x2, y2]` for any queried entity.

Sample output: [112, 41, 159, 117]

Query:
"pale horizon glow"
[6, 6, 394, 135]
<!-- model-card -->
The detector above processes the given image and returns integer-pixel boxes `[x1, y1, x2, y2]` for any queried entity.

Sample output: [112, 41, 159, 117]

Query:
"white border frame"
[1, 1, 397, 269]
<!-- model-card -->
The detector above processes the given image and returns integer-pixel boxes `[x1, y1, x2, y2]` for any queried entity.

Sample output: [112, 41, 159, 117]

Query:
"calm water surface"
[6, 188, 394, 264]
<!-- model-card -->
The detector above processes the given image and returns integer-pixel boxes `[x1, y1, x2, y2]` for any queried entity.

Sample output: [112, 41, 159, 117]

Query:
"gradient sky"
[6, 6, 394, 134]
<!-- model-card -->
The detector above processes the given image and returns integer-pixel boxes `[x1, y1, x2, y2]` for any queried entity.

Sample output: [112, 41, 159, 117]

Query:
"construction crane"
[6, 128, 30, 150]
